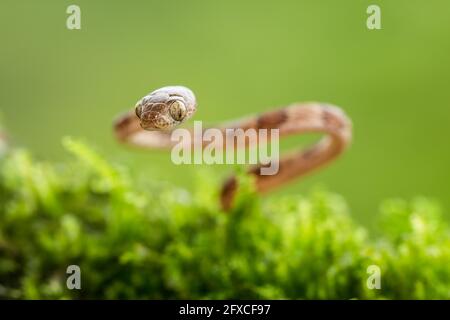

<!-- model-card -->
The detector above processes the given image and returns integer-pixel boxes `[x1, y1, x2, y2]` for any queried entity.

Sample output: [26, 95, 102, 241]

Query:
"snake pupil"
[170, 101, 187, 121]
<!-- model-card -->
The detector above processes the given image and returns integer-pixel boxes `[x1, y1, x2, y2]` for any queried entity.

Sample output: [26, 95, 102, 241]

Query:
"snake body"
[114, 86, 352, 210]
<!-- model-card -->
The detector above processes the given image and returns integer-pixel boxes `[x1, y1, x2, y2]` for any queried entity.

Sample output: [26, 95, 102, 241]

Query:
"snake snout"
[139, 111, 172, 130]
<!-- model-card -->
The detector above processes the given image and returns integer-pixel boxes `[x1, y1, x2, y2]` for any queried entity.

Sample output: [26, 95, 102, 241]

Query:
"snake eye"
[135, 99, 145, 119]
[169, 100, 187, 121]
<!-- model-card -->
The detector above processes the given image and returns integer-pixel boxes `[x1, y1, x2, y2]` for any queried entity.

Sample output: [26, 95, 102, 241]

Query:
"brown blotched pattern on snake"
[114, 86, 352, 210]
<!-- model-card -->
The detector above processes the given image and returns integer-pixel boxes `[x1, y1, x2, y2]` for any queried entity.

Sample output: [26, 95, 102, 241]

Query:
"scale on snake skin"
[114, 86, 352, 210]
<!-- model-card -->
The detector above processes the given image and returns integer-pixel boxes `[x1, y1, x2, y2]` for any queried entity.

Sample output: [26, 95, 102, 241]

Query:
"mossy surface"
[0, 138, 449, 299]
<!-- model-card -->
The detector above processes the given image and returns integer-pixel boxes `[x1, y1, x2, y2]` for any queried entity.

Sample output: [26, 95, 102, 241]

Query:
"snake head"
[135, 86, 197, 130]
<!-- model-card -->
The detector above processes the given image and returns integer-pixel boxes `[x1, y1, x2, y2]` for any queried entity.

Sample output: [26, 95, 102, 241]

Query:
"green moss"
[0, 138, 449, 299]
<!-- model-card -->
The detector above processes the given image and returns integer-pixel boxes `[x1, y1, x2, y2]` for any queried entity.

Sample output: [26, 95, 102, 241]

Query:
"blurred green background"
[1, 0, 449, 227]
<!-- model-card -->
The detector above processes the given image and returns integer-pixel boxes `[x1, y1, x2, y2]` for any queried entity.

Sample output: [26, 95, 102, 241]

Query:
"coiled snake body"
[114, 86, 352, 210]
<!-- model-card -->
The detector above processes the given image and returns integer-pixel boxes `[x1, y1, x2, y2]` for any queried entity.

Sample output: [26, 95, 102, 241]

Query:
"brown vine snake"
[114, 86, 352, 210]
